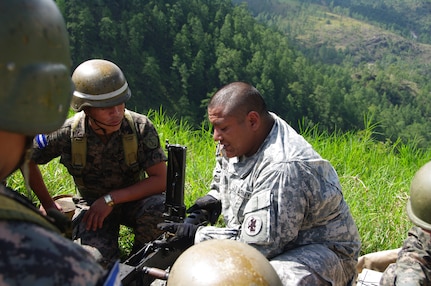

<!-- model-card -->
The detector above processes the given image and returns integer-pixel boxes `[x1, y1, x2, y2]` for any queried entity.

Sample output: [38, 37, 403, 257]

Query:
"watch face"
[104, 194, 114, 206]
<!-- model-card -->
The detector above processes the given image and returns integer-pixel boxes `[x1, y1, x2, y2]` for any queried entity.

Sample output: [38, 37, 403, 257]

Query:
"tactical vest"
[71, 109, 139, 189]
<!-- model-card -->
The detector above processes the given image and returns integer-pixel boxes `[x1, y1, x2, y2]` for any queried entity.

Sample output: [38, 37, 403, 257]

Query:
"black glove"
[157, 222, 198, 250]
[186, 195, 221, 225]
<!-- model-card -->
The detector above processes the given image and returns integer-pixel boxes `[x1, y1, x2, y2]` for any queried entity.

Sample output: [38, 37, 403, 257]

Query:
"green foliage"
[57, 0, 431, 149]
[233, 0, 431, 148]
[149, 109, 216, 206]
[317, 0, 431, 44]
[301, 122, 430, 254]
[6, 111, 431, 256]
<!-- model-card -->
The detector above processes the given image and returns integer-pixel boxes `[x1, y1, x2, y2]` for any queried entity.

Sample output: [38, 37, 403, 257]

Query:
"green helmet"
[407, 161, 431, 231]
[0, 0, 73, 135]
[167, 239, 282, 286]
[71, 59, 131, 112]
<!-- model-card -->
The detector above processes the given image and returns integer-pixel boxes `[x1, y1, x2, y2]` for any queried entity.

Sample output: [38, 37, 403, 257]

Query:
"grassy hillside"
[243, 0, 431, 71]
[286, 10, 431, 70]
[6, 111, 431, 257]
[235, 0, 431, 149]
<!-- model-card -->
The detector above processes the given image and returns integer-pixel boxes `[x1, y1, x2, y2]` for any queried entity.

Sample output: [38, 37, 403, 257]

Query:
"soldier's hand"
[82, 197, 113, 231]
[157, 222, 198, 250]
[46, 208, 72, 238]
[187, 194, 221, 225]
[39, 201, 63, 216]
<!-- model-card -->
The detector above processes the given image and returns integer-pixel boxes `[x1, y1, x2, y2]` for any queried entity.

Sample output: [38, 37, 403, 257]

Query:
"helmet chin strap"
[86, 107, 125, 131]
[85, 107, 125, 140]
[87, 115, 123, 143]
[89, 116, 121, 128]
[88, 116, 108, 135]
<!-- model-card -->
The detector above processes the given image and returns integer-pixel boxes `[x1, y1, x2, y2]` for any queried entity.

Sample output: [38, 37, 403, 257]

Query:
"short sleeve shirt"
[32, 110, 167, 199]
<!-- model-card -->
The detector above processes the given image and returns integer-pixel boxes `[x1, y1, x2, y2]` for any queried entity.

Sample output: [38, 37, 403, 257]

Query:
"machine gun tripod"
[119, 142, 210, 285]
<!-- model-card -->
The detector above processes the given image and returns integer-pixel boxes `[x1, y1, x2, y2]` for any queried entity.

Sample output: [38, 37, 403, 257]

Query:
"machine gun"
[119, 142, 210, 285]
[162, 141, 187, 223]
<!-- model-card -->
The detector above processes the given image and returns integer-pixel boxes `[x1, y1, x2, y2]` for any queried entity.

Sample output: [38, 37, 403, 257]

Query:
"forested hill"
[56, 0, 431, 148]
[236, 0, 431, 72]
[310, 0, 431, 44]
[240, 0, 431, 45]
[233, 0, 431, 147]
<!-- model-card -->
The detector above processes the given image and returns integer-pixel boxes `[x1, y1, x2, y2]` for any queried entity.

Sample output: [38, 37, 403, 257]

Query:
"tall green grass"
[6, 110, 431, 256]
[303, 124, 429, 254]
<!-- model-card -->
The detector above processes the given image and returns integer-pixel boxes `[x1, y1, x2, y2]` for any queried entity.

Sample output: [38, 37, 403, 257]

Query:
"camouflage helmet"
[0, 0, 72, 135]
[167, 239, 282, 286]
[71, 59, 131, 111]
[407, 161, 431, 231]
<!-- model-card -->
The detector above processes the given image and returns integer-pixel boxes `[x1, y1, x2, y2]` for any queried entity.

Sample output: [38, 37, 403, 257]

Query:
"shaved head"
[207, 82, 274, 157]
[208, 82, 268, 119]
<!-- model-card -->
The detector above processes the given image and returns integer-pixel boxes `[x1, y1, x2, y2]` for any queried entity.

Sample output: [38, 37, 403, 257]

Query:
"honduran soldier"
[380, 161, 431, 285]
[29, 59, 167, 268]
[0, 0, 106, 284]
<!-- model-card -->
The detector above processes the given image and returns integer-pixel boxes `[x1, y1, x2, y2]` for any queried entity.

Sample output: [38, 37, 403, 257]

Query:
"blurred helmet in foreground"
[0, 0, 72, 135]
[407, 161, 431, 231]
[167, 239, 282, 286]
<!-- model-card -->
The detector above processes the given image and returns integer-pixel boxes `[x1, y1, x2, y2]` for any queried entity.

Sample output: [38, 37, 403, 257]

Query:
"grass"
[6, 109, 431, 257]
[304, 126, 428, 254]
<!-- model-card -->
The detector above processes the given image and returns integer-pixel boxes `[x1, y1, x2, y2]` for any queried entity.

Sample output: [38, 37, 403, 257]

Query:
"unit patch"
[244, 215, 262, 236]
[143, 131, 159, 149]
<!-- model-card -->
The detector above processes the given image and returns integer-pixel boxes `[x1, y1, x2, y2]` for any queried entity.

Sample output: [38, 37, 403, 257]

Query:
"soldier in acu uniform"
[0, 0, 106, 284]
[380, 161, 431, 285]
[159, 82, 361, 285]
[29, 59, 168, 268]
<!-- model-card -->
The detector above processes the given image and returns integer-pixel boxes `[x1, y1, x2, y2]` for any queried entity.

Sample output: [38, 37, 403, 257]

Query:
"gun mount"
[119, 142, 188, 285]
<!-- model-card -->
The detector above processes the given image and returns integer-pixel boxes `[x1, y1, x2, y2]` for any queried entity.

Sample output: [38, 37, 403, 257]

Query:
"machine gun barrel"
[142, 267, 169, 280]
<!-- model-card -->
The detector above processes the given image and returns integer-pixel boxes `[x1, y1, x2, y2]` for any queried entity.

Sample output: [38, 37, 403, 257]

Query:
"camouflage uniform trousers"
[270, 244, 356, 286]
[72, 193, 165, 268]
[0, 220, 106, 285]
[380, 226, 431, 286]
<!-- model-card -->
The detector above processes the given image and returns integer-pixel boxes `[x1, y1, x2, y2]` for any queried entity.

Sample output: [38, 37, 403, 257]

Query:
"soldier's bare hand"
[39, 201, 63, 216]
[82, 198, 113, 231]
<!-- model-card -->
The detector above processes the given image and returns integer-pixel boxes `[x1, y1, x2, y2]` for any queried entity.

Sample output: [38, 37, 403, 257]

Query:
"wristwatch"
[104, 194, 115, 207]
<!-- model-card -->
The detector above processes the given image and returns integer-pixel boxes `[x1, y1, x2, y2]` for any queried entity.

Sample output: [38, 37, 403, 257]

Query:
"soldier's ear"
[247, 111, 260, 131]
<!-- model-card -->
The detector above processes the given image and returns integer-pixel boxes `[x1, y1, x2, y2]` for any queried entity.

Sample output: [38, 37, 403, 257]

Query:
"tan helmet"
[167, 239, 282, 286]
[407, 161, 431, 231]
[71, 59, 131, 111]
[0, 0, 72, 135]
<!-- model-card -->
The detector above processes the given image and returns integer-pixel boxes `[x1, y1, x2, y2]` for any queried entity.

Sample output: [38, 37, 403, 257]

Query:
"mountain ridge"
[236, 0, 431, 74]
